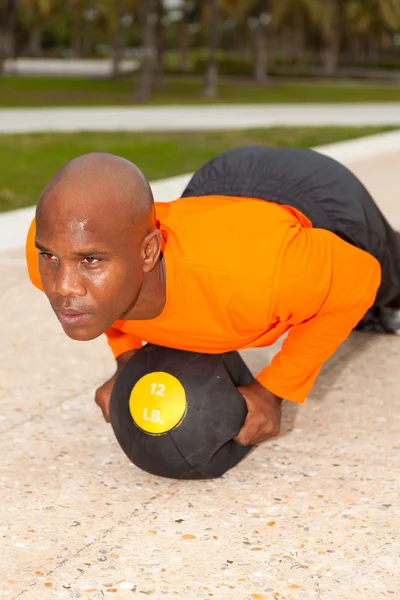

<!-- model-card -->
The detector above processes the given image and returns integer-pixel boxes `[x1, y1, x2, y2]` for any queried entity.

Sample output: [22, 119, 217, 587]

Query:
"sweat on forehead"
[36, 152, 154, 225]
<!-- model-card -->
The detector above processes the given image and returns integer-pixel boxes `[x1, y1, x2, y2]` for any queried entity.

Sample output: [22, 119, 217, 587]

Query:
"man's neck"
[124, 255, 167, 321]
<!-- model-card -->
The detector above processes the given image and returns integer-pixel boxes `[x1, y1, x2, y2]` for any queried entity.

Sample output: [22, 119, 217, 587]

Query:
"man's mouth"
[55, 309, 92, 327]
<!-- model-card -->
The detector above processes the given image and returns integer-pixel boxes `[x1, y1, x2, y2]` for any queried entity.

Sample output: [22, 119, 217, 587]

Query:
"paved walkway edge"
[1, 103, 400, 132]
[1, 129, 399, 252]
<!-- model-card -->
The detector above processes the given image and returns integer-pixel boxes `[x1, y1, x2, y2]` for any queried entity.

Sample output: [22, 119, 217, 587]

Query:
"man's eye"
[39, 252, 56, 260]
[82, 257, 100, 264]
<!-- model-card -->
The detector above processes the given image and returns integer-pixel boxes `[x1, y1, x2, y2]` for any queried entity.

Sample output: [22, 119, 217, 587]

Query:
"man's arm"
[95, 345, 138, 422]
[235, 227, 380, 446]
[256, 227, 381, 402]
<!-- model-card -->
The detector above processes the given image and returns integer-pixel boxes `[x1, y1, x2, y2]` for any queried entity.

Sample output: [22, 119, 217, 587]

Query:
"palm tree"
[81, 1, 99, 57]
[345, 0, 400, 64]
[317, 0, 400, 75]
[252, 10, 269, 83]
[222, 0, 320, 83]
[134, 0, 158, 102]
[21, 0, 53, 56]
[0, 0, 16, 77]
[178, 0, 191, 71]
[67, 0, 83, 57]
[202, 0, 220, 98]
[319, 0, 343, 75]
[270, 0, 321, 67]
[111, 0, 124, 77]
[153, 0, 165, 89]
[98, 0, 136, 78]
[222, 0, 270, 83]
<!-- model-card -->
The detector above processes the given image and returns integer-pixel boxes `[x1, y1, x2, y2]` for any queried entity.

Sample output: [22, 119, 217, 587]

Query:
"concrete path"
[0, 141, 399, 599]
[2, 103, 400, 133]
[4, 58, 138, 77]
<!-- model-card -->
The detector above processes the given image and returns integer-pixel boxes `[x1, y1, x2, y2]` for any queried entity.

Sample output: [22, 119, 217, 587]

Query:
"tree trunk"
[71, 29, 82, 57]
[280, 25, 293, 63]
[321, 0, 341, 76]
[71, 0, 83, 57]
[202, 0, 219, 99]
[293, 14, 305, 61]
[29, 23, 42, 57]
[322, 29, 341, 75]
[153, 0, 164, 90]
[0, 0, 16, 77]
[133, 0, 158, 103]
[82, 0, 95, 57]
[268, 31, 278, 69]
[367, 38, 379, 63]
[253, 17, 267, 83]
[178, 0, 190, 72]
[351, 37, 364, 64]
[236, 17, 250, 61]
[111, 0, 124, 78]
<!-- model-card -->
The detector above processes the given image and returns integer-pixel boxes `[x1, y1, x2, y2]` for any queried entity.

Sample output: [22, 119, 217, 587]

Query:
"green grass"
[0, 126, 396, 212]
[1, 75, 400, 107]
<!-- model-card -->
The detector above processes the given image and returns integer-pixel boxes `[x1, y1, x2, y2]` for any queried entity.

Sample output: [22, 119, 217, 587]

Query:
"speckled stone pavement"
[0, 153, 399, 600]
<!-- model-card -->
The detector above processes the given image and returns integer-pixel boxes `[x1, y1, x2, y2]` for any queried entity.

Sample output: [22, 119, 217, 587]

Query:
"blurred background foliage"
[0, 0, 400, 101]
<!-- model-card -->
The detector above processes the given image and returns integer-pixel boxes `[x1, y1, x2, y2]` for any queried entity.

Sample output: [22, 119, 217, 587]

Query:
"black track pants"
[181, 145, 400, 309]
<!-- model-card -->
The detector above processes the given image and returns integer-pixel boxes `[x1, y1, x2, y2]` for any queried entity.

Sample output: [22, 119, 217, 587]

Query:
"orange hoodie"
[26, 195, 381, 403]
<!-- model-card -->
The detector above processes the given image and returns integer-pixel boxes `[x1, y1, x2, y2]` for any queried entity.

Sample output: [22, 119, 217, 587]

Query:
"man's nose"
[54, 263, 86, 298]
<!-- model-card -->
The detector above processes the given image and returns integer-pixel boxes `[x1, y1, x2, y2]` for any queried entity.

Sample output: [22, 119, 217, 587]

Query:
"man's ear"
[141, 229, 163, 273]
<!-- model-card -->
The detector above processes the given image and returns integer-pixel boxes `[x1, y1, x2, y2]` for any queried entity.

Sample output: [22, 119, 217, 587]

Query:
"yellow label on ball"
[129, 371, 187, 435]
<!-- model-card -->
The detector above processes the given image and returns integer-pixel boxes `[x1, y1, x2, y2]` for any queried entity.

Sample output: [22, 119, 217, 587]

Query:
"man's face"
[35, 198, 144, 341]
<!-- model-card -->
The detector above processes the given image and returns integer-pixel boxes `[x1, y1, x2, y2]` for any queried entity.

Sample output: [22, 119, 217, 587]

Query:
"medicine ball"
[109, 344, 254, 480]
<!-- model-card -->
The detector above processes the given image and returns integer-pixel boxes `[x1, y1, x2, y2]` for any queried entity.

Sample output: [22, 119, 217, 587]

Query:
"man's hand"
[95, 349, 136, 423]
[95, 373, 117, 423]
[234, 381, 282, 446]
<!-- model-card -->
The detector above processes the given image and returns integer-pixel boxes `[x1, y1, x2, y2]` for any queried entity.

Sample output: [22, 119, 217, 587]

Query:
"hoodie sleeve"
[104, 324, 143, 359]
[25, 217, 43, 292]
[256, 227, 381, 402]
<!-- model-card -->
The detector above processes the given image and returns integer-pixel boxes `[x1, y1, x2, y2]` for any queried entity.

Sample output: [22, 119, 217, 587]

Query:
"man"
[25, 146, 400, 447]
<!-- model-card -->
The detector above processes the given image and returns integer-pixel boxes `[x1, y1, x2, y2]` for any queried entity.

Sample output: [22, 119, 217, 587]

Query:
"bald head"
[37, 152, 154, 229]
[34, 153, 165, 342]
